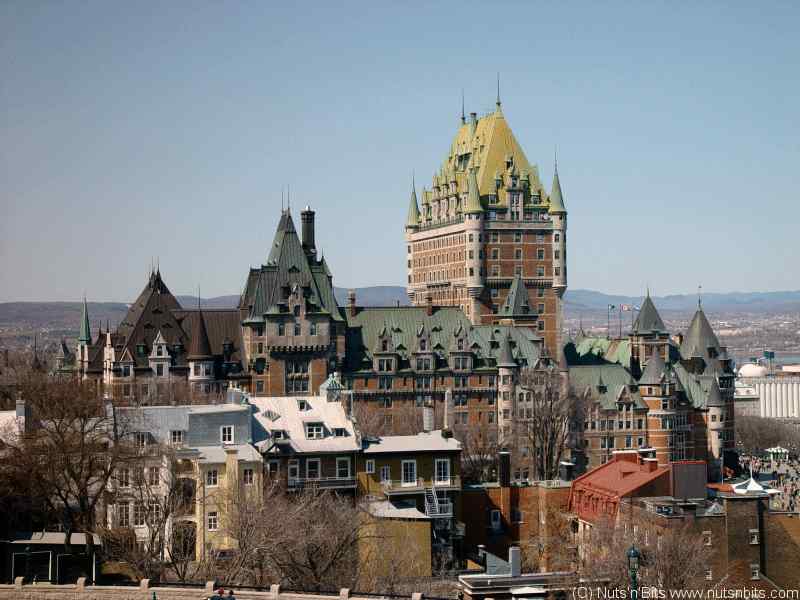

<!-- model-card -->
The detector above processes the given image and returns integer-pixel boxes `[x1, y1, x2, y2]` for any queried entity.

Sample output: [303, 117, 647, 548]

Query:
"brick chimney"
[347, 289, 357, 317]
[301, 206, 316, 255]
[425, 293, 434, 316]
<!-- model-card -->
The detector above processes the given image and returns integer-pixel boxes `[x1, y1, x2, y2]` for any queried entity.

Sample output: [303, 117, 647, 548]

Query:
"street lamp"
[627, 545, 641, 599]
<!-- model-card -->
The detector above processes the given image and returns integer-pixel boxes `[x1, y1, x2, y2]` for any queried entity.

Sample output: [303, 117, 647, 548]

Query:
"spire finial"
[698, 285, 703, 309]
[461, 89, 466, 124]
[412, 170, 416, 193]
[646, 284, 650, 298]
[198, 285, 201, 312]
[554, 146, 558, 175]
[496, 72, 501, 108]
[287, 184, 291, 211]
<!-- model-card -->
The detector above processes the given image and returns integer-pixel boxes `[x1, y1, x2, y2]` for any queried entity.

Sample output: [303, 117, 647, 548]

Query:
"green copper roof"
[496, 333, 516, 367]
[569, 364, 645, 410]
[565, 336, 632, 368]
[548, 165, 566, 214]
[633, 294, 666, 334]
[464, 168, 483, 214]
[679, 307, 721, 359]
[406, 182, 420, 228]
[498, 275, 531, 317]
[79, 297, 91, 344]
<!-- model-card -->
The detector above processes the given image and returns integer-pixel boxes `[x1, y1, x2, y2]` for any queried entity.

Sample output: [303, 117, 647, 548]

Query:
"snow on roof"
[363, 430, 461, 454]
[366, 500, 430, 520]
[249, 394, 359, 454]
[12, 532, 102, 545]
[195, 444, 262, 464]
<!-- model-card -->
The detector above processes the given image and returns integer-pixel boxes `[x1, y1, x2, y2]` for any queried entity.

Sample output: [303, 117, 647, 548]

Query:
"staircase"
[424, 487, 440, 517]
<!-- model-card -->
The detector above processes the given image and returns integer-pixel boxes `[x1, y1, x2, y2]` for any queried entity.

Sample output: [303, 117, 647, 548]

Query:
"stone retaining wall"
[0, 580, 422, 600]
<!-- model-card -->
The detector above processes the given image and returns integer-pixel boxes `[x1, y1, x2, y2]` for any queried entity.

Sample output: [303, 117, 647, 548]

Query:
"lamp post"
[627, 544, 641, 599]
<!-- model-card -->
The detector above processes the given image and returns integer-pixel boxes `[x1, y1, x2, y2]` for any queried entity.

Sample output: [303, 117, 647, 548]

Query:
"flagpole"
[618, 306, 623, 338]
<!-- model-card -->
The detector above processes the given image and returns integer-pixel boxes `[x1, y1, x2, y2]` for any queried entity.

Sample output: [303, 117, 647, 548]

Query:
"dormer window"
[310, 322, 317, 336]
[297, 399, 308, 411]
[420, 339, 427, 351]
[156, 346, 164, 357]
[334, 428, 347, 437]
[382, 340, 388, 352]
[457, 339, 464, 351]
[221, 425, 234, 444]
[305, 423, 324, 439]
[278, 323, 285, 336]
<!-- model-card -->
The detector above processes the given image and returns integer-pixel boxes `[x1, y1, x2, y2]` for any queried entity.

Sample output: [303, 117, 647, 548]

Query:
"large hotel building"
[404, 96, 566, 360]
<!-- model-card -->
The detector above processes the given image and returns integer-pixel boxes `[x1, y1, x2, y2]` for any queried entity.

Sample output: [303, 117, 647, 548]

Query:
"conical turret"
[187, 310, 213, 361]
[406, 178, 420, 228]
[464, 168, 483, 214]
[549, 163, 566, 214]
[79, 297, 91, 344]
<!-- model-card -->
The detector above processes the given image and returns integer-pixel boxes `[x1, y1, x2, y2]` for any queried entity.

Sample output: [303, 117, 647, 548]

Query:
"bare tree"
[736, 415, 800, 453]
[580, 515, 707, 592]
[353, 399, 424, 438]
[514, 368, 581, 481]
[3, 373, 137, 561]
[520, 503, 576, 573]
[457, 423, 500, 484]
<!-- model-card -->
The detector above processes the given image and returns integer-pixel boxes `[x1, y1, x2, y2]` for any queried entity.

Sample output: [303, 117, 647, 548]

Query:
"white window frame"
[305, 423, 324, 439]
[171, 430, 184, 445]
[135, 432, 147, 448]
[117, 502, 130, 527]
[133, 502, 146, 527]
[435, 458, 451, 484]
[287, 459, 299, 482]
[749, 529, 759, 545]
[750, 564, 759, 580]
[208, 511, 218, 531]
[267, 460, 280, 477]
[206, 469, 218, 487]
[148, 466, 160, 486]
[705, 568, 712, 581]
[220, 425, 234, 444]
[365, 459, 375, 474]
[380, 465, 391, 484]
[336, 457, 351, 479]
[306, 458, 321, 480]
[401, 460, 417, 487]
[243, 468, 254, 485]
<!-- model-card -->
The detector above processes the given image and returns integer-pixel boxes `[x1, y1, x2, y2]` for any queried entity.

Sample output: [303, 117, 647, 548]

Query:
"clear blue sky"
[1, 1, 798, 302]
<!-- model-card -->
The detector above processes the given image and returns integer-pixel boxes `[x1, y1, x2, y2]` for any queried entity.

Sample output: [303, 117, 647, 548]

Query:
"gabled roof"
[498, 275, 531, 317]
[632, 294, 666, 334]
[680, 307, 722, 360]
[362, 430, 461, 454]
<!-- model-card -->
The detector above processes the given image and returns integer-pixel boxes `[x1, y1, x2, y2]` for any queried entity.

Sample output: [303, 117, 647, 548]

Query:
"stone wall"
[0, 580, 410, 600]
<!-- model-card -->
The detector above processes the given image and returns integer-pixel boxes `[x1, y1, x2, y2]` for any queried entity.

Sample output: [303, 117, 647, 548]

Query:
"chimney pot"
[348, 290, 357, 317]
[301, 207, 316, 255]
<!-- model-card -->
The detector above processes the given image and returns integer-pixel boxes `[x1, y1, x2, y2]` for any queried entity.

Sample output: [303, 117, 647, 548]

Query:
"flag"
[633, 305, 641, 311]
[608, 304, 616, 310]
[621, 304, 632, 312]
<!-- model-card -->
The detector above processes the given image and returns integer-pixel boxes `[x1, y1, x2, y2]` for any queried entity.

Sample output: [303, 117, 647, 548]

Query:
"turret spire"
[549, 159, 566, 214]
[406, 174, 421, 228]
[464, 167, 483, 214]
[496, 72, 501, 109]
[79, 296, 91, 344]
[461, 89, 466, 125]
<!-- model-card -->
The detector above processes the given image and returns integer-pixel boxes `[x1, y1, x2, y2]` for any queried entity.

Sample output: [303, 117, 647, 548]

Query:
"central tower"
[404, 97, 567, 359]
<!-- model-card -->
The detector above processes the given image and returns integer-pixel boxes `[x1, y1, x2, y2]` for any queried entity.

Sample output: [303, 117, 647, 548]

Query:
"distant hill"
[2, 288, 797, 351]
[564, 289, 800, 314]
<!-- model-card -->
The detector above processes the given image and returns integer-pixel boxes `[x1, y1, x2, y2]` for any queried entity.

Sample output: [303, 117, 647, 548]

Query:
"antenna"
[461, 88, 466, 124]
[281, 187, 285, 211]
[698, 285, 703, 309]
[496, 72, 501, 108]
[287, 184, 291, 211]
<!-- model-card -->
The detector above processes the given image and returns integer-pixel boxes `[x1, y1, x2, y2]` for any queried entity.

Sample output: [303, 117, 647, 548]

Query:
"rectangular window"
[243, 468, 254, 485]
[490, 509, 502, 531]
[171, 430, 184, 444]
[750, 564, 759, 580]
[435, 458, 451, 484]
[365, 459, 375, 474]
[118, 468, 130, 488]
[306, 458, 321, 480]
[133, 502, 146, 527]
[256, 380, 264, 394]
[208, 511, 218, 531]
[401, 460, 417, 486]
[156, 363, 164, 376]
[306, 423, 324, 439]
[206, 469, 218, 487]
[537, 248, 544, 260]
[703, 531, 712, 546]
[118, 502, 129, 527]
[221, 425, 234, 444]
[288, 459, 299, 481]
[380, 465, 391, 483]
[336, 457, 351, 479]
[749, 529, 759, 545]
[148, 467, 160, 486]
[135, 432, 147, 448]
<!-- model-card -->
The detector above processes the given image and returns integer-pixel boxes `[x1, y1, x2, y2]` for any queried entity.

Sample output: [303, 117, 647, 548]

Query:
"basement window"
[749, 529, 759, 545]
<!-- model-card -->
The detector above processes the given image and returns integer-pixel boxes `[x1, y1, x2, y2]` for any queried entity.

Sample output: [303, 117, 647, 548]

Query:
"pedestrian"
[227, 590, 237, 600]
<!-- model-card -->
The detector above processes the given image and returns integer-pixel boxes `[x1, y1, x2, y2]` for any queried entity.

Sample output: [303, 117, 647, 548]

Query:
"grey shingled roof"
[639, 348, 667, 385]
[632, 294, 666, 334]
[498, 275, 532, 317]
[679, 307, 722, 360]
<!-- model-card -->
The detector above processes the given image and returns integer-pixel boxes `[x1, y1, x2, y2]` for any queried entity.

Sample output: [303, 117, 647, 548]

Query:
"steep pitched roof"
[242, 210, 343, 323]
[569, 364, 646, 410]
[549, 164, 566, 213]
[680, 307, 722, 359]
[632, 294, 666, 334]
[496, 332, 516, 367]
[187, 309, 213, 360]
[498, 275, 531, 317]
[173, 309, 245, 368]
[78, 297, 91, 344]
[406, 182, 420, 227]
[464, 167, 483, 214]
[639, 348, 667, 385]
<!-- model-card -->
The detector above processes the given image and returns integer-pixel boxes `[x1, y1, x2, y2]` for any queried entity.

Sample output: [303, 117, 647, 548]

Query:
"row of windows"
[117, 500, 161, 527]
[206, 467, 254, 487]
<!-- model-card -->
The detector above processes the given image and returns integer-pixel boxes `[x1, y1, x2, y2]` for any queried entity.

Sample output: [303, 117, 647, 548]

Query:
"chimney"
[643, 457, 659, 472]
[425, 293, 434, 316]
[443, 388, 452, 430]
[509, 546, 521, 577]
[499, 450, 511, 487]
[301, 206, 316, 255]
[423, 402, 434, 432]
[348, 289, 357, 317]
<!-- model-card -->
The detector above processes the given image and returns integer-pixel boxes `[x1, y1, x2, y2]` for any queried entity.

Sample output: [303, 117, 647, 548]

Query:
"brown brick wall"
[763, 512, 800, 590]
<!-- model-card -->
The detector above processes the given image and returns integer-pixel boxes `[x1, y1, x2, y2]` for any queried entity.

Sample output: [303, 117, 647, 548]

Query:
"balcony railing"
[382, 476, 461, 493]
[287, 475, 357, 490]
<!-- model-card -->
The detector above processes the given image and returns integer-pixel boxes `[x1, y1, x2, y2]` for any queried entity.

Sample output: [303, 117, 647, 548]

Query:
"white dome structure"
[739, 363, 768, 378]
